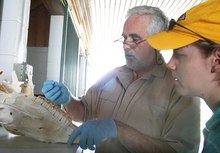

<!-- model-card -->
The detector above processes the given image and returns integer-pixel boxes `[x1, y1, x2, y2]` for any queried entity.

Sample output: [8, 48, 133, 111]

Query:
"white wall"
[0, 1, 64, 95]
[0, 0, 30, 82]
[46, 16, 64, 82]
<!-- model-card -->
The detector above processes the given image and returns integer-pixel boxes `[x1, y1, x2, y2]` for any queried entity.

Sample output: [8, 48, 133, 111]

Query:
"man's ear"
[211, 47, 220, 73]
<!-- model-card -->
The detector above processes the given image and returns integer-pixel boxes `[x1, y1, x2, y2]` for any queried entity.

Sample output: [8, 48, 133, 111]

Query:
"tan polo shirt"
[81, 64, 200, 153]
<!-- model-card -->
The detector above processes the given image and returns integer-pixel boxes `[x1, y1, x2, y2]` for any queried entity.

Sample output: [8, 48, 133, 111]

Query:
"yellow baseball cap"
[147, 0, 220, 50]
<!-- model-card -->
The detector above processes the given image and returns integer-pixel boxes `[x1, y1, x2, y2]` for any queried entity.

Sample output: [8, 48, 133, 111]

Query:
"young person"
[147, 0, 220, 152]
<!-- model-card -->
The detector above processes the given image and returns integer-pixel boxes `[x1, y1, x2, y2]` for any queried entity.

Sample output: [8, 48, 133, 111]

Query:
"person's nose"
[123, 37, 134, 50]
[166, 59, 176, 70]
[123, 43, 131, 50]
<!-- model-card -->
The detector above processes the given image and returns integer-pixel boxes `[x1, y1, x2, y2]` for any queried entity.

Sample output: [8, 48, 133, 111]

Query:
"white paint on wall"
[46, 16, 64, 82]
[0, 0, 30, 82]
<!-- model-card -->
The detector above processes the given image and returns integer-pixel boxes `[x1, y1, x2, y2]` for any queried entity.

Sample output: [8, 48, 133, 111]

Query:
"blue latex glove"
[68, 119, 117, 150]
[41, 80, 72, 105]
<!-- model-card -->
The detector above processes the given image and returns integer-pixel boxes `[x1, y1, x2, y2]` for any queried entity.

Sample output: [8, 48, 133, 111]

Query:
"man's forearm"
[115, 120, 176, 153]
[64, 98, 85, 122]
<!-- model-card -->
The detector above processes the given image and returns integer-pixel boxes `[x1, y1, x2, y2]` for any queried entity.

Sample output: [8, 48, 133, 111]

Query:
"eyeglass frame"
[168, 19, 218, 45]
[114, 37, 146, 48]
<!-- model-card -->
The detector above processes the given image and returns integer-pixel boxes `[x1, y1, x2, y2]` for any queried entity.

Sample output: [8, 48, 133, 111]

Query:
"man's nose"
[123, 42, 131, 50]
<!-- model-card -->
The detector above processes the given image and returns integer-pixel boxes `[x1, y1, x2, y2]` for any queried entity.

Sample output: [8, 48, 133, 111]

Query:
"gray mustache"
[124, 49, 135, 56]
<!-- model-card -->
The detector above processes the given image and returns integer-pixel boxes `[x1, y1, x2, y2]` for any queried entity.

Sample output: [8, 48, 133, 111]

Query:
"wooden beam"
[42, 0, 64, 15]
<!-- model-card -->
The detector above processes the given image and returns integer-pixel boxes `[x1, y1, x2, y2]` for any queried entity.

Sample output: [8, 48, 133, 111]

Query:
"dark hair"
[194, 41, 220, 58]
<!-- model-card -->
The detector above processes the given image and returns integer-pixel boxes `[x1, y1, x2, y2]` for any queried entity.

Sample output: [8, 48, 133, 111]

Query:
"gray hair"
[126, 5, 169, 36]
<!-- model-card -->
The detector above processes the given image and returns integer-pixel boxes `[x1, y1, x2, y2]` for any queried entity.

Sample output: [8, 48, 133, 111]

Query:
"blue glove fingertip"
[42, 80, 57, 93]
[58, 82, 72, 104]
[49, 90, 62, 103]
[41, 84, 53, 93]
[87, 132, 95, 150]
[67, 126, 81, 145]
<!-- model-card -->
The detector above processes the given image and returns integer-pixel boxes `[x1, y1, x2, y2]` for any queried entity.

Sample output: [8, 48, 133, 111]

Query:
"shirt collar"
[116, 63, 168, 89]
[206, 107, 220, 131]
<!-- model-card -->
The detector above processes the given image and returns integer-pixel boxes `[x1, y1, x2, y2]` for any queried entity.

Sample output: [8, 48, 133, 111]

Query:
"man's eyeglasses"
[168, 19, 217, 45]
[114, 37, 146, 49]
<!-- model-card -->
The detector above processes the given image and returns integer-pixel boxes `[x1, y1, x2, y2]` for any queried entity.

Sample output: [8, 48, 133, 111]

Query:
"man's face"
[122, 15, 156, 72]
[166, 44, 213, 97]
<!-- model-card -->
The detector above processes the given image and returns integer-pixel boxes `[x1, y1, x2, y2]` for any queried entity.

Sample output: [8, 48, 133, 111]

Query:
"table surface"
[0, 134, 80, 153]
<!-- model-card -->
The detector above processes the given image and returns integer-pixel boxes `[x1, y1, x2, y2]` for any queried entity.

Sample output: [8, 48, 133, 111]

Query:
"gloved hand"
[68, 119, 117, 150]
[41, 80, 72, 105]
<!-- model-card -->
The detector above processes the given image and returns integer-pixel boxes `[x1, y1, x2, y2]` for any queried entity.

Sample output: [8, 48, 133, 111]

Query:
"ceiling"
[30, 0, 208, 82]
[33, 0, 208, 55]
[66, 0, 207, 55]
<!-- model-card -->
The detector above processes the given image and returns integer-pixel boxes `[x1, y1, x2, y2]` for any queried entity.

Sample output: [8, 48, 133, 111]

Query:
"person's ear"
[211, 47, 220, 73]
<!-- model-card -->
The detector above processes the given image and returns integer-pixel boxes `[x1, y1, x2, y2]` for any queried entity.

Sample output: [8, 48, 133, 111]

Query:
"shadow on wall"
[27, 47, 48, 95]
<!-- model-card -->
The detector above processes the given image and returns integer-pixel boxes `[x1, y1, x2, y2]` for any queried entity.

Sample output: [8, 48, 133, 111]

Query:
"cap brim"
[147, 30, 199, 50]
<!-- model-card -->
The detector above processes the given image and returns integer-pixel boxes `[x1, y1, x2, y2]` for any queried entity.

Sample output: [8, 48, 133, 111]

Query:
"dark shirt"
[202, 107, 220, 153]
